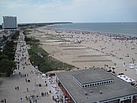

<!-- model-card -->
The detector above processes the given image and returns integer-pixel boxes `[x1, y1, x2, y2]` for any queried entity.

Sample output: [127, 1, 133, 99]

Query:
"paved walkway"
[0, 32, 63, 103]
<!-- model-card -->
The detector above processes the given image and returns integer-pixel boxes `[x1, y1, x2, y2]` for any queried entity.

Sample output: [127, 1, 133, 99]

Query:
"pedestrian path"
[0, 32, 58, 103]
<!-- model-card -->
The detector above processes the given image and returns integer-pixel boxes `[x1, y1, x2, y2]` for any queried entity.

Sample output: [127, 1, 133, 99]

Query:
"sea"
[52, 22, 137, 37]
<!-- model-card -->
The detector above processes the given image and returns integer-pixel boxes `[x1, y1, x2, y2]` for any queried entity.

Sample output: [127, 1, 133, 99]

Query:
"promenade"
[0, 32, 61, 103]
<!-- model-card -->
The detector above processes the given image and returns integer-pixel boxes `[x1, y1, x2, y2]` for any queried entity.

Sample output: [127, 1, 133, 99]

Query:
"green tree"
[3, 40, 15, 60]
[0, 54, 8, 61]
[0, 59, 15, 76]
[3, 35, 7, 40]
[11, 31, 19, 40]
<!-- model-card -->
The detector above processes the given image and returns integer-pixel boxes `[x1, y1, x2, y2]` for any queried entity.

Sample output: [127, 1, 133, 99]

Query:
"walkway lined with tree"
[0, 31, 19, 77]
[0, 31, 56, 103]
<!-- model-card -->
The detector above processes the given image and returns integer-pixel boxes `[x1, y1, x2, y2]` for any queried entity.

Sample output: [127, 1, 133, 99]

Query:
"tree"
[3, 40, 15, 60]
[0, 31, 19, 77]
[0, 59, 15, 76]
[11, 31, 19, 40]
[0, 54, 8, 61]
[3, 35, 7, 40]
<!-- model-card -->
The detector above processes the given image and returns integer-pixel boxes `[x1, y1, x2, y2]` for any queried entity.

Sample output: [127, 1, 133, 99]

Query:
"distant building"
[56, 68, 137, 103]
[2, 16, 17, 29]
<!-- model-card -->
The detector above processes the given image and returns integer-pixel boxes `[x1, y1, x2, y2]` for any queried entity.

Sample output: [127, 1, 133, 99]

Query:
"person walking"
[4, 99, 6, 103]
[27, 88, 29, 92]
[20, 97, 23, 102]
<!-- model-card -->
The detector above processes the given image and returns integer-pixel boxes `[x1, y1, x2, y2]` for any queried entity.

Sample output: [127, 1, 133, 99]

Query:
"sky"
[0, 0, 137, 24]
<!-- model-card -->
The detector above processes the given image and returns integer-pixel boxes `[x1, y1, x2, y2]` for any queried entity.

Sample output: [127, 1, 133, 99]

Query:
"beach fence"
[72, 60, 112, 62]
[63, 48, 87, 50]
[78, 54, 110, 57]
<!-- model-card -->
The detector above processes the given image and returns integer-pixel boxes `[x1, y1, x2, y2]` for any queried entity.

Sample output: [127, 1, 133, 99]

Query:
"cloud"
[0, 0, 137, 23]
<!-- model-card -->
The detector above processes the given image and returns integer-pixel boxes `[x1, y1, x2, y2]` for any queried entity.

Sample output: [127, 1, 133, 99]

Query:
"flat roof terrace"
[56, 68, 137, 103]
[72, 68, 113, 85]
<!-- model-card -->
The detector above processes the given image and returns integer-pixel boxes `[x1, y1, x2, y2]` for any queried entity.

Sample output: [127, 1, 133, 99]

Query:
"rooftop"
[72, 68, 113, 85]
[3, 16, 16, 17]
[56, 68, 137, 103]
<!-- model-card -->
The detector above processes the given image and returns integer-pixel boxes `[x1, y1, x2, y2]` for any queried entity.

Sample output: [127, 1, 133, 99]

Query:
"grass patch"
[25, 37, 40, 46]
[28, 45, 74, 73]
[25, 30, 74, 73]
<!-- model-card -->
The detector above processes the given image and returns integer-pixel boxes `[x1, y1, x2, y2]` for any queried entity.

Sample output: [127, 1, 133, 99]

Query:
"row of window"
[103, 96, 132, 103]
[72, 76, 114, 88]
[82, 80, 114, 88]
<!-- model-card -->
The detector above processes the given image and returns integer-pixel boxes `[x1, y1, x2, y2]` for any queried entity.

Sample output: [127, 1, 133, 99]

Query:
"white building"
[2, 16, 17, 29]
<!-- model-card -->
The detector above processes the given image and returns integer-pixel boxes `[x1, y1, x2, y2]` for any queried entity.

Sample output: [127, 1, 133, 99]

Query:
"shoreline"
[54, 28, 137, 39]
[30, 26, 137, 81]
[50, 23, 137, 38]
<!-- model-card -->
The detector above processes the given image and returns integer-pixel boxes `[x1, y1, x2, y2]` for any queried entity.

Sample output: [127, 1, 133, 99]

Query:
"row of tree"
[0, 31, 19, 77]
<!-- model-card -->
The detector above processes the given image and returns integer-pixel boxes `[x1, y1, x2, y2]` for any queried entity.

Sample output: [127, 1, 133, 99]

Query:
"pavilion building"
[56, 68, 137, 103]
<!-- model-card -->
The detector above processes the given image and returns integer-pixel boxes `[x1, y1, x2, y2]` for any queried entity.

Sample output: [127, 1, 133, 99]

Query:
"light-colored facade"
[2, 16, 17, 29]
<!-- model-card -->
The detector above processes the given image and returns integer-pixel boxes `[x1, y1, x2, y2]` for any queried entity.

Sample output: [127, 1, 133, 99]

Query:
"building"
[56, 68, 137, 103]
[2, 16, 17, 29]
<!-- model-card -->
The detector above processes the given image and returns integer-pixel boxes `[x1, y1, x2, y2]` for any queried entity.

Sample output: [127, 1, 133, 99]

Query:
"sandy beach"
[0, 26, 137, 103]
[30, 26, 137, 81]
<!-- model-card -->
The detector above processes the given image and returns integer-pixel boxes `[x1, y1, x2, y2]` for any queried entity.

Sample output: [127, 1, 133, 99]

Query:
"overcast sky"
[0, 0, 137, 24]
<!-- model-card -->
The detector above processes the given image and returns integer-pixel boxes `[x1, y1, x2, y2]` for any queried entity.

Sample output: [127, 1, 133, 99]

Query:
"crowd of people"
[0, 31, 65, 103]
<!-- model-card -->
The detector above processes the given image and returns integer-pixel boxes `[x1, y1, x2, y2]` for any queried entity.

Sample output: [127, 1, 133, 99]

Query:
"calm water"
[52, 22, 137, 37]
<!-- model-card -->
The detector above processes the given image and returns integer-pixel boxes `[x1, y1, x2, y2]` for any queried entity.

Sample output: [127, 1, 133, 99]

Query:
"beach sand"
[29, 26, 137, 81]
